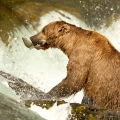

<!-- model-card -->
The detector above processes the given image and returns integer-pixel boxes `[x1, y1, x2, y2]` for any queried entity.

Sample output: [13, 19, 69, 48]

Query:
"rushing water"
[0, 7, 120, 120]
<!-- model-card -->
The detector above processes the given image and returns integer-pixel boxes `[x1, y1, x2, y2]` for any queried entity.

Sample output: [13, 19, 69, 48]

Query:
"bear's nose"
[30, 35, 35, 42]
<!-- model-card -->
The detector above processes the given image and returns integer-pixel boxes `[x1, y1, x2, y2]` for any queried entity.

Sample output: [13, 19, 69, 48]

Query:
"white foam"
[97, 20, 120, 52]
[30, 102, 71, 120]
[37, 10, 88, 31]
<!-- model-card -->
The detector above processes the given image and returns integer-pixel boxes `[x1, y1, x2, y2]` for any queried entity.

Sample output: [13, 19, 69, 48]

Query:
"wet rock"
[0, 92, 45, 120]
[24, 99, 66, 109]
[0, 71, 44, 101]
[70, 103, 120, 120]
[1, 71, 120, 120]
[25, 99, 120, 120]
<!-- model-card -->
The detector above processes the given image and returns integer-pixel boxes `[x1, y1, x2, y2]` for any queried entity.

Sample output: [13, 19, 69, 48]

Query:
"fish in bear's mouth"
[22, 37, 48, 49]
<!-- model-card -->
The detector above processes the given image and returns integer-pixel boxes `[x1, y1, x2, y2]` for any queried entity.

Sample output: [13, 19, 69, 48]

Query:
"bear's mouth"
[33, 40, 48, 50]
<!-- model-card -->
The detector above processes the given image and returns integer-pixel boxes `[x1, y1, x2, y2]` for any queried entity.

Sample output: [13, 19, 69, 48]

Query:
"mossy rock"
[24, 100, 66, 109]
[70, 103, 120, 120]
[24, 100, 120, 120]
[24, 100, 55, 109]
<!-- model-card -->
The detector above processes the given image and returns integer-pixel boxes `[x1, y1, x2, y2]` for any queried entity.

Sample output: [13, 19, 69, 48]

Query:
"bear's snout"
[29, 34, 48, 50]
[30, 35, 35, 42]
[29, 35, 39, 46]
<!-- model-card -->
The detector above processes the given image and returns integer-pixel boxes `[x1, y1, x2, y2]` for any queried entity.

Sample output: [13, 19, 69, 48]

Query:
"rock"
[0, 92, 45, 120]
[1, 71, 120, 120]
[24, 99, 120, 120]
[0, 71, 44, 101]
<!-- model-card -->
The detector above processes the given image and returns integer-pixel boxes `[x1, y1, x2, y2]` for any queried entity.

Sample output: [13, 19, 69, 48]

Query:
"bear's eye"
[42, 28, 45, 34]
[58, 29, 62, 32]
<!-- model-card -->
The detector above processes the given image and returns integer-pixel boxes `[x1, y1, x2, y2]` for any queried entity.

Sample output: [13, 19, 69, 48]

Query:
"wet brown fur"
[30, 21, 120, 110]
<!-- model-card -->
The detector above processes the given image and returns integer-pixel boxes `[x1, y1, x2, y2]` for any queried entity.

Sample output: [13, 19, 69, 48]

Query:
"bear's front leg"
[42, 51, 91, 100]
[42, 77, 76, 100]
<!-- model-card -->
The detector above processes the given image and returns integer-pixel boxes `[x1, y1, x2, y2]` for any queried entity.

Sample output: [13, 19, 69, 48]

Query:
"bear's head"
[30, 21, 70, 50]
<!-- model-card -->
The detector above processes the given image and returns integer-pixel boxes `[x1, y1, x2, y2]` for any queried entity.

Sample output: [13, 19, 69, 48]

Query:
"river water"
[0, 1, 120, 120]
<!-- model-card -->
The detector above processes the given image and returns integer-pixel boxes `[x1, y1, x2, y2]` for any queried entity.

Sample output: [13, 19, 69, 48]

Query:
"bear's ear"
[58, 24, 70, 34]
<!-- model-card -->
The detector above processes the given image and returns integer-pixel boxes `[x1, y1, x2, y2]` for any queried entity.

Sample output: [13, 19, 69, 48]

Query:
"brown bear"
[30, 21, 120, 110]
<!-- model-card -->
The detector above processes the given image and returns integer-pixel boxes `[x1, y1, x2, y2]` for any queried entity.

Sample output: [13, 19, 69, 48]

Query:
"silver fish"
[22, 37, 33, 48]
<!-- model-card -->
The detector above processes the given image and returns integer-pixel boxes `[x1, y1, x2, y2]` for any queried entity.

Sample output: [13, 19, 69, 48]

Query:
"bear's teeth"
[39, 40, 47, 45]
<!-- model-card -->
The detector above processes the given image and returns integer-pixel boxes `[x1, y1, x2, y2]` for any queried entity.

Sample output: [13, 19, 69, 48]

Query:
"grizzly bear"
[30, 21, 120, 110]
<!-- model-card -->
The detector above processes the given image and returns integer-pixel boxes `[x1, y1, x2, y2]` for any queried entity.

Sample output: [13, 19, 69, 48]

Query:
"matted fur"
[30, 21, 120, 110]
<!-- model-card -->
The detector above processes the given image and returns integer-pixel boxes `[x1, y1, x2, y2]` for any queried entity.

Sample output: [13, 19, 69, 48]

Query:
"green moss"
[34, 100, 56, 109]
[71, 105, 86, 114]
[87, 114, 95, 120]
[76, 106, 86, 112]
[57, 100, 66, 106]
[70, 104, 99, 119]
[24, 101, 120, 119]
[24, 101, 32, 108]
[24, 100, 56, 109]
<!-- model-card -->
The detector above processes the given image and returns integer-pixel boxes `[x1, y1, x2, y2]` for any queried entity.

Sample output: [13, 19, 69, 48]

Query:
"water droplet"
[111, 8, 113, 10]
